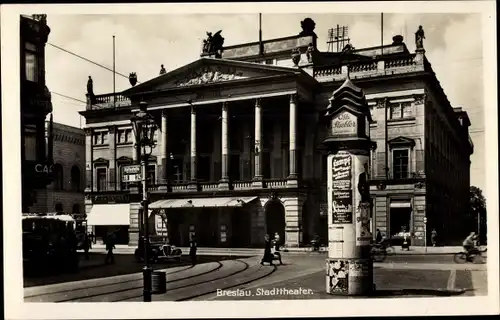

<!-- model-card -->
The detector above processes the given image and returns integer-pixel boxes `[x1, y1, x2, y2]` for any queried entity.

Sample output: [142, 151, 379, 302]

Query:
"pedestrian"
[271, 236, 283, 265]
[104, 231, 116, 264]
[260, 234, 273, 266]
[375, 229, 383, 244]
[431, 228, 437, 247]
[189, 235, 197, 266]
[83, 233, 90, 260]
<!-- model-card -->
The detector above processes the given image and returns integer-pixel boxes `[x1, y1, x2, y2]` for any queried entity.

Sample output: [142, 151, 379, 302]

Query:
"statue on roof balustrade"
[201, 30, 225, 58]
[415, 25, 425, 50]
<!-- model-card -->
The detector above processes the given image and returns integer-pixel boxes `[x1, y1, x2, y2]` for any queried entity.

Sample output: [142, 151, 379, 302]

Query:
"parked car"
[134, 235, 182, 263]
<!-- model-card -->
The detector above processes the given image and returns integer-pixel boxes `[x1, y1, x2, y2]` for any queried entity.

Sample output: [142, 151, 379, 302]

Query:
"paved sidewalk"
[87, 245, 469, 255]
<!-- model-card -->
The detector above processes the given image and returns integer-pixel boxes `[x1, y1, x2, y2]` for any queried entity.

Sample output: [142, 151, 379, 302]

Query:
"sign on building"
[121, 165, 141, 183]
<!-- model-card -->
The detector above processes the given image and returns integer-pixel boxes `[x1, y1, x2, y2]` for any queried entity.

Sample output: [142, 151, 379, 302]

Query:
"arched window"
[53, 163, 64, 190]
[71, 165, 81, 192]
[72, 204, 80, 214]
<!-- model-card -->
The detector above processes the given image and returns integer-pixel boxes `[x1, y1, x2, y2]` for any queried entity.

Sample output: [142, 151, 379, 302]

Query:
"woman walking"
[260, 234, 273, 266]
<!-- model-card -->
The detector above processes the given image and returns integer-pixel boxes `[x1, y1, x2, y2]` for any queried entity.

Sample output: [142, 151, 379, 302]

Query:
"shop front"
[87, 203, 130, 244]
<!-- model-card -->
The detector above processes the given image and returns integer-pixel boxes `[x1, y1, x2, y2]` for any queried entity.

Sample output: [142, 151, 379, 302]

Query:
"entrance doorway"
[389, 207, 412, 237]
[265, 201, 286, 245]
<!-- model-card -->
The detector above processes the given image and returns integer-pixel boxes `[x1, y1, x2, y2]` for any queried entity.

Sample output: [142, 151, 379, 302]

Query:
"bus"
[22, 213, 79, 272]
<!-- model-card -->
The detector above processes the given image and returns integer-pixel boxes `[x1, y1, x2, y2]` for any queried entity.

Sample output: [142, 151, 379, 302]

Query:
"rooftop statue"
[202, 30, 225, 58]
[129, 72, 137, 86]
[159, 64, 166, 75]
[299, 18, 317, 37]
[87, 76, 94, 96]
[415, 25, 425, 50]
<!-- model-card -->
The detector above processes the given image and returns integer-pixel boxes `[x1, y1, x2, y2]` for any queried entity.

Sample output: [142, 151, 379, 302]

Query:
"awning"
[390, 201, 412, 208]
[149, 196, 258, 209]
[87, 204, 130, 226]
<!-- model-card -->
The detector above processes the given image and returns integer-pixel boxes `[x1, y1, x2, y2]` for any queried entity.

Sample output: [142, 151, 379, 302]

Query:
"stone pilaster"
[287, 94, 298, 186]
[128, 202, 141, 246]
[188, 105, 198, 190]
[284, 197, 303, 247]
[84, 128, 93, 192]
[219, 102, 230, 190]
[252, 98, 263, 188]
[159, 110, 169, 190]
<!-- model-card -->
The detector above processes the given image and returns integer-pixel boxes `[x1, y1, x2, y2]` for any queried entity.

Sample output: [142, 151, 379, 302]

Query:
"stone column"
[84, 128, 93, 192]
[219, 102, 230, 190]
[287, 94, 298, 186]
[252, 98, 263, 188]
[159, 110, 169, 190]
[108, 126, 116, 191]
[188, 105, 198, 190]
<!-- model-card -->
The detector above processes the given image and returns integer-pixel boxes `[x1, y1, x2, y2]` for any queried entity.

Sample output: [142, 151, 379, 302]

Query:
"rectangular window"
[93, 132, 108, 145]
[402, 102, 412, 118]
[390, 103, 402, 119]
[96, 168, 107, 191]
[125, 129, 132, 142]
[392, 149, 409, 179]
[389, 102, 413, 119]
[25, 43, 38, 82]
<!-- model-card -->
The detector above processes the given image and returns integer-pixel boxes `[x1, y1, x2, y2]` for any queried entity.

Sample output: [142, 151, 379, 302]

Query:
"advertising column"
[326, 151, 373, 295]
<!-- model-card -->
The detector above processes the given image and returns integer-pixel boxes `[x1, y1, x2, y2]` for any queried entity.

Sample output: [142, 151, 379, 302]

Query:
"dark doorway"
[198, 156, 211, 181]
[389, 207, 412, 237]
[229, 154, 240, 181]
[231, 208, 251, 247]
[265, 201, 286, 244]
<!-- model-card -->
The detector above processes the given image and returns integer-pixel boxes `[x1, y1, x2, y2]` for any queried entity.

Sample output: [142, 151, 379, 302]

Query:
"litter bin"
[151, 271, 167, 294]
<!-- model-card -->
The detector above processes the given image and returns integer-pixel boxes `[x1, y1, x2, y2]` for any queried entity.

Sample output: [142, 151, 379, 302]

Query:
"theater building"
[81, 19, 472, 247]
[20, 14, 54, 212]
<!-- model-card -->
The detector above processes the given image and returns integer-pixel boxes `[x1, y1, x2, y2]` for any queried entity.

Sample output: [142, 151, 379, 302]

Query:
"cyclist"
[463, 232, 478, 261]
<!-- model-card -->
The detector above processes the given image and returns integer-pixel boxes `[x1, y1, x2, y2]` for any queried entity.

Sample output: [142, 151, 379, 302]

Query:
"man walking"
[104, 231, 116, 264]
[431, 228, 437, 247]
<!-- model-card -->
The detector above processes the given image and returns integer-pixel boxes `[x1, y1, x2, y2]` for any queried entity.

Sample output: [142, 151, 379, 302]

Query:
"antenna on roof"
[327, 25, 350, 53]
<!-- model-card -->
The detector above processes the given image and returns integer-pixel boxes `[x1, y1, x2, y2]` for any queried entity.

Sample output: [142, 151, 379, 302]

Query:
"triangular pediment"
[388, 136, 416, 147]
[123, 58, 302, 96]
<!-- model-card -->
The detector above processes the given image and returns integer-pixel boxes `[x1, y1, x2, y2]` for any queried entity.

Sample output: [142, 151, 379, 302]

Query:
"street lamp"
[131, 100, 157, 302]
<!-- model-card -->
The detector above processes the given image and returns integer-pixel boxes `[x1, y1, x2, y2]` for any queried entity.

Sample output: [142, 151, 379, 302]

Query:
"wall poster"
[354, 156, 373, 246]
[326, 259, 349, 294]
[332, 152, 353, 224]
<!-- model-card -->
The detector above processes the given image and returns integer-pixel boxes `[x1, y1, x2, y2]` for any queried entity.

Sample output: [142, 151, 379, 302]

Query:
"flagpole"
[113, 35, 116, 108]
[381, 13, 384, 56]
[259, 13, 263, 55]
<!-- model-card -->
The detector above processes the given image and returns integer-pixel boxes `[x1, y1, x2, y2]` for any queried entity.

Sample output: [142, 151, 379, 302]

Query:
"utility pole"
[113, 35, 116, 108]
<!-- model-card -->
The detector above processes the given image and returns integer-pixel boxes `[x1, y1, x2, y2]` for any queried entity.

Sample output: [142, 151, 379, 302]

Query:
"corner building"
[81, 20, 472, 247]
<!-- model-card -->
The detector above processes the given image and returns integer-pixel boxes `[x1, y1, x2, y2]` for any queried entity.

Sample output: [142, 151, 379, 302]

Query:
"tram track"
[24, 264, 195, 299]
[25, 262, 222, 302]
[115, 259, 251, 302]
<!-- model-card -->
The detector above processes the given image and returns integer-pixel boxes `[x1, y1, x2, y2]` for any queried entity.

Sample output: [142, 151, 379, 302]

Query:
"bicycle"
[371, 245, 387, 262]
[453, 247, 487, 264]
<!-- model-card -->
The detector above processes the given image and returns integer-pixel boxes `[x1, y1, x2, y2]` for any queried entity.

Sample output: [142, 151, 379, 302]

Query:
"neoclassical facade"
[81, 20, 472, 247]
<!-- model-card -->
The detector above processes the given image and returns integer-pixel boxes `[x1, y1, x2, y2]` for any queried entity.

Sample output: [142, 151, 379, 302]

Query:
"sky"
[43, 12, 485, 190]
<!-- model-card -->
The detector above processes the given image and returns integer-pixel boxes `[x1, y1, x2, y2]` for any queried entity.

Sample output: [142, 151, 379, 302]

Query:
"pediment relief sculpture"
[173, 66, 245, 87]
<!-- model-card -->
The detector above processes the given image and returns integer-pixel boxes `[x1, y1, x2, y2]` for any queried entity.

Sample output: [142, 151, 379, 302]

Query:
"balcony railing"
[86, 93, 131, 110]
[313, 54, 422, 83]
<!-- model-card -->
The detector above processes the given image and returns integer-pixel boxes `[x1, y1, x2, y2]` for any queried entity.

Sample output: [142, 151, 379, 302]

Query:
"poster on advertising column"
[331, 152, 353, 224]
[353, 155, 373, 246]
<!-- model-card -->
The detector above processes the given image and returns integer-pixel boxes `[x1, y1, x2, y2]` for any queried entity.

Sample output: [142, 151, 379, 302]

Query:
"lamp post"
[131, 100, 157, 302]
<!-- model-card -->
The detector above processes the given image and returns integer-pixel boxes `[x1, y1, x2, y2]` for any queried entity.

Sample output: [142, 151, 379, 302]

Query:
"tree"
[470, 186, 487, 243]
